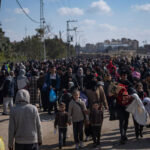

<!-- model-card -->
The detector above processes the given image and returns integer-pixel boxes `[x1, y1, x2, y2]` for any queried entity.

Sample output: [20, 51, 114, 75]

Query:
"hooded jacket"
[17, 69, 29, 90]
[8, 89, 42, 148]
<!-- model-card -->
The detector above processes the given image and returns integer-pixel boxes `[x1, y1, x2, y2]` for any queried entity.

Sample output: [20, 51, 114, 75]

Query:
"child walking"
[54, 102, 68, 149]
[68, 89, 87, 149]
[90, 102, 103, 148]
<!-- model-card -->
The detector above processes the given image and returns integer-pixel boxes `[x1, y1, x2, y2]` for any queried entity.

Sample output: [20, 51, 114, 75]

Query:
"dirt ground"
[1, 106, 150, 150]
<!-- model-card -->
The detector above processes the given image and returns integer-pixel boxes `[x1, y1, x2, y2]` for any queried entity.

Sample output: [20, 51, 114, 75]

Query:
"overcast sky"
[1, 0, 150, 46]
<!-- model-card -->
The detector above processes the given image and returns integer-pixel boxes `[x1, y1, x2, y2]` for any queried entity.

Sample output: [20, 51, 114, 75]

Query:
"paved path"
[1, 107, 150, 150]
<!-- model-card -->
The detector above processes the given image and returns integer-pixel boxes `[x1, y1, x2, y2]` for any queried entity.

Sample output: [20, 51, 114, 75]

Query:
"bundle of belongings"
[126, 93, 148, 125]
[109, 82, 148, 125]
[109, 82, 131, 106]
[143, 97, 150, 115]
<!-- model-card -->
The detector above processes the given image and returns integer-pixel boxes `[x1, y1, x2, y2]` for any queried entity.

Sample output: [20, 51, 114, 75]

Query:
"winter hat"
[132, 71, 141, 80]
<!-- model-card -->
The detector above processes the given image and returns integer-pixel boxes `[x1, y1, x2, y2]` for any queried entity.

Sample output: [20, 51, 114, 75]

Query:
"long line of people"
[1, 55, 150, 149]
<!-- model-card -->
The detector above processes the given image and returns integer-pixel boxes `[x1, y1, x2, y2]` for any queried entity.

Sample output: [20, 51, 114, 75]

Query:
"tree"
[0, 25, 76, 62]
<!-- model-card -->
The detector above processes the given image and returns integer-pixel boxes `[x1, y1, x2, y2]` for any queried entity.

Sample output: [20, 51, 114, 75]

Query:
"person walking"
[89, 102, 103, 148]
[45, 65, 60, 114]
[54, 102, 69, 149]
[68, 89, 87, 149]
[8, 89, 42, 150]
[2, 71, 15, 115]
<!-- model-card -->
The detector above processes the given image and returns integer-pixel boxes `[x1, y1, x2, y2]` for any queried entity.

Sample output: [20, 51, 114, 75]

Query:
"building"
[81, 38, 139, 53]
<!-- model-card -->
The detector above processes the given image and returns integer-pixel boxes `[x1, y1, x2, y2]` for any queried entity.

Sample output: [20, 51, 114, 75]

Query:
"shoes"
[75, 144, 79, 149]
[119, 139, 126, 145]
[109, 115, 117, 121]
[80, 141, 84, 149]
[140, 132, 143, 138]
[93, 143, 97, 148]
[136, 135, 139, 140]
[48, 112, 53, 115]
[2, 112, 9, 115]
[59, 144, 62, 149]
[124, 136, 128, 141]
[63, 142, 66, 146]
[97, 141, 100, 145]
[146, 124, 150, 128]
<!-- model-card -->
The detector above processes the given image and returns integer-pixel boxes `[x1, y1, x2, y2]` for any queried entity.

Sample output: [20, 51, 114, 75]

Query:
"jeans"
[3, 97, 13, 114]
[59, 128, 67, 146]
[73, 121, 84, 144]
[15, 143, 39, 150]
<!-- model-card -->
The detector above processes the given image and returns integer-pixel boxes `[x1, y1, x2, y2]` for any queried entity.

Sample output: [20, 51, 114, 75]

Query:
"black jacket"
[89, 109, 103, 126]
[54, 111, 68, 128]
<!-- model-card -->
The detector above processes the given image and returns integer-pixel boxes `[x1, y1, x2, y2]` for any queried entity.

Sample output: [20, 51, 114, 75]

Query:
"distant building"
[132, 40, 139, 50]
[104, 40, 110, 44]
[95, 43, 104, 52]
[144, 44, 150, 51]
[81, 38, 139, 53]
[85, 43, 96, 52]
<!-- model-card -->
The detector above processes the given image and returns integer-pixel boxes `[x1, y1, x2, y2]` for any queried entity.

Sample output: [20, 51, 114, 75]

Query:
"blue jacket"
[45, 72, 60, 90]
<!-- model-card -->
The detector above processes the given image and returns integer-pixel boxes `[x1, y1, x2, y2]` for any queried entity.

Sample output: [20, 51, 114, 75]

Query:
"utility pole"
[59, 30, 64, 40]
[74, 29, 83, 58]
[40, 0, 46, 61]
[59, 31, 62, 40]
[25, 26, 27, 37]
[66, 20, 77, 59]
[74, 27, 78, 56]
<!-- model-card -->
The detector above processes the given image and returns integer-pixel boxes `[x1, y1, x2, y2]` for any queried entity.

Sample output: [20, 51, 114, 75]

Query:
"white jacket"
[126, 93, 148, 125]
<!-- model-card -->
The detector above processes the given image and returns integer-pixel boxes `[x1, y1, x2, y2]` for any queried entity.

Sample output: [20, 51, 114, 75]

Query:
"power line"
[16, 0, 39, 24]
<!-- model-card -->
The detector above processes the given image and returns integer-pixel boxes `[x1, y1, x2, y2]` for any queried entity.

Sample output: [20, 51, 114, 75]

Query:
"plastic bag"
[49, 89, 57, 102]
[0, 137, 5, 150]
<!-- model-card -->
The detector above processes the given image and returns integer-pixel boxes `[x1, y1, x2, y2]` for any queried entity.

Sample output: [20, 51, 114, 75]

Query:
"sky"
[1, 0, 150, 46]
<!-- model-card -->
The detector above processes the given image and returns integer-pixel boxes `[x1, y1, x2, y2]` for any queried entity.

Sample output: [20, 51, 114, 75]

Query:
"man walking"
[2, 71, 15, 115]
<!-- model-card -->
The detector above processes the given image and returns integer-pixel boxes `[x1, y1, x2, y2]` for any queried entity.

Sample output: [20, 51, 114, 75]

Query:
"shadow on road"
[100, 127, 150, 149]
[40, 113, 55, 122]
[0, 118, 9, 123]
[40, 141, 74, 150]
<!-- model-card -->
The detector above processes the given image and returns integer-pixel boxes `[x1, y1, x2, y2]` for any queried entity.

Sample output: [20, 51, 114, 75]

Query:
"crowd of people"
[1, 54, 150, 150]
